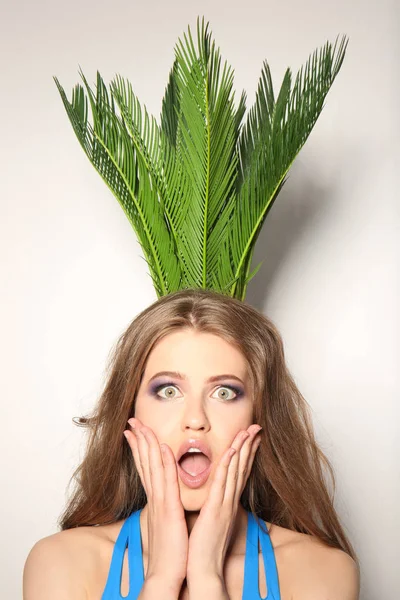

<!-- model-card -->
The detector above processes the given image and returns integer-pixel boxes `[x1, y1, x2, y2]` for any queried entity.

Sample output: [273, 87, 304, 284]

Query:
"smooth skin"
[124, 417, 261, 588]
[23, 328, 360, 599]
[123, 328, 262, 592]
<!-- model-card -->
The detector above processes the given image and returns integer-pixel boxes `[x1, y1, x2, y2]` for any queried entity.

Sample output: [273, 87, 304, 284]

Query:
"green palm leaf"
[54, 17, 348, 301]
[161, 60, 180, 149]
[54, 70, 182, 298]
[171, 17, 244, 290]
[222, 33, 349, 300]
[109, 73, 193, 289]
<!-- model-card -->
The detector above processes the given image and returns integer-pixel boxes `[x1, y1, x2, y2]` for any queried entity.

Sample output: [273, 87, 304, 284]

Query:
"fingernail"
[127, 418, 135, 428]
[255, 426, 262, 433]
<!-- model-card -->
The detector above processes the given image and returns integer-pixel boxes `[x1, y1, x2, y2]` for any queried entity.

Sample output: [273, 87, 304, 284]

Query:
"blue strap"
[103, 509, 280, 600]
[101, 508, 144, 600]
[127, 509, 145, 598]
[242, 512, 281, 600]
[242, 509, 259, 598]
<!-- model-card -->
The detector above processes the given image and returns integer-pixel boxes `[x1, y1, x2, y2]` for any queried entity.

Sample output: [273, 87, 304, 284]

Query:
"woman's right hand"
[124, 418, 188, 592]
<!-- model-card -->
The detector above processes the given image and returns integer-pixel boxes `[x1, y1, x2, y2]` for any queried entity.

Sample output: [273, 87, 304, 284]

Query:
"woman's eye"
[155, 384, 180, 399]
[152, 383, 242, 401]
[212, 386, 241, 401]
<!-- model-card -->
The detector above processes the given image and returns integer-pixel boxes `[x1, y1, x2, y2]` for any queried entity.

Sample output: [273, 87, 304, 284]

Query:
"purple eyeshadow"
[149, 380, 168, 395]
[148, 380, 244, 400]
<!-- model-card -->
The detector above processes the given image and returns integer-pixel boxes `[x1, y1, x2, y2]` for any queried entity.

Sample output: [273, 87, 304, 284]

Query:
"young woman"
[23, 288, 360, 599]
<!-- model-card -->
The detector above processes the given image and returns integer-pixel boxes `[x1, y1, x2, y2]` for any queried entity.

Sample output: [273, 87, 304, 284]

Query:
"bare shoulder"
[293, 540, 360, 599]
[23, 524, 115, 600]
[268, 522, 360, 600]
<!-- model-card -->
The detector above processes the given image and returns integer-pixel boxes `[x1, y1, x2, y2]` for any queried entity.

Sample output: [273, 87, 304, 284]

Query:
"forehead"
[144, 329, 248, 378]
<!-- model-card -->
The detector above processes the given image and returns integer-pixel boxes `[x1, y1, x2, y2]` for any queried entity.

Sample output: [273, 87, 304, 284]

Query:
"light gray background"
[1, 0, 398, 598]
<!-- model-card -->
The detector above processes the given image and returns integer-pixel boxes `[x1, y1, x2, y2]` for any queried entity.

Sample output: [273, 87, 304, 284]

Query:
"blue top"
[101, 508, 281, 599]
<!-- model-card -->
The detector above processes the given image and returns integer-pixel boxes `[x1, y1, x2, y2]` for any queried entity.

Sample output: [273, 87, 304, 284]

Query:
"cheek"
[133, 404, 164, 440]
[224, 409, 253, 436]
[217, 421, 253, 452]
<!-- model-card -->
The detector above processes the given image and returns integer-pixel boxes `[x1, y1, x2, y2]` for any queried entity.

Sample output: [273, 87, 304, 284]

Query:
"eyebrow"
[147, 371, 245, 386]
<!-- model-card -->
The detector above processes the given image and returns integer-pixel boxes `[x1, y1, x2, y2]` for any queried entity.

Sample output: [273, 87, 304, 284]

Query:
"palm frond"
[227, 34, 349, 299]
[161, 60, 180, 148]
[54, 71, 182, 298]
[54, 21, 348, 301]
[109, 74, 191, 283]
[170, 16, 242, 290]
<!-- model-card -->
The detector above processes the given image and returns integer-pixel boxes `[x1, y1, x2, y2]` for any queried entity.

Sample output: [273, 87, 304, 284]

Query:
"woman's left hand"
[186, 424, 263, 581]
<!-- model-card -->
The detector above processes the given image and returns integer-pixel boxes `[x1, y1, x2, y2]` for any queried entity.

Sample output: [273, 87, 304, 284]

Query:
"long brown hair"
[59, 288, 359, 567]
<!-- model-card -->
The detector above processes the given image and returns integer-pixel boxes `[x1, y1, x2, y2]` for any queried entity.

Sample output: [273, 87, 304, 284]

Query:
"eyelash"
[151, 381, 244, 402]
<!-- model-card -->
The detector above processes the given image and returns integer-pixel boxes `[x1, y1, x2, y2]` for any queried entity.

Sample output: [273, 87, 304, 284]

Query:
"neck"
[140, 502, 248, 556]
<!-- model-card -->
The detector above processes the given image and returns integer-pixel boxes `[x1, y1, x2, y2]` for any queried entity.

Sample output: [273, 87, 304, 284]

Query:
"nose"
[181, 396, 210, 433]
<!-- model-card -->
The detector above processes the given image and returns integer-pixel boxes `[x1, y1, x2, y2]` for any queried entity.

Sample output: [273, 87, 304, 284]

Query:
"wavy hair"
[58, 288, 359, 568]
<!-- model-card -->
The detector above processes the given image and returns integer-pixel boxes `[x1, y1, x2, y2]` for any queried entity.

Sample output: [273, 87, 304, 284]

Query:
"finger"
[140, 426, 166, 502]
[206, 445, 238, 509]
[160, 443, 183, 509]
[223, 430, 251, 507]
[207, 428, 249, 509]
[128, 421, 181, 510]
[132, 422, 153, 497]
[124, 427, 146, 491]
[233, 430, 262, 507]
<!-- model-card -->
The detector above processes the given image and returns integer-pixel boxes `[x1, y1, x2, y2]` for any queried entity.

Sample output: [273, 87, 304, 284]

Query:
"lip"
[177, 460, 212, 489]
[176, 438, 212, 462]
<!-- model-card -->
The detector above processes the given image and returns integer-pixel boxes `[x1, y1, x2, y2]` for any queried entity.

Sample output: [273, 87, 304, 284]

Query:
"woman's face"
[134, 328, 254, 509]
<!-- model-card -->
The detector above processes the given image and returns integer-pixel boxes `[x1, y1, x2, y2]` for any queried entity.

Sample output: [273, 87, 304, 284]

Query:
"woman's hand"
[186, 424, 262, 582]
[124, 418, 188, 593]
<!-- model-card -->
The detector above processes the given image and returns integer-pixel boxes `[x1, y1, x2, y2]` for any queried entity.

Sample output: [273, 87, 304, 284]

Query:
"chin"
[181, 498, 205, 512]
[179, 484, 208, 509]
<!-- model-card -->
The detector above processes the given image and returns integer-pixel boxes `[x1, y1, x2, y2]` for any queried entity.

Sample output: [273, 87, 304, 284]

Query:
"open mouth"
[178, 452, 211, 477]
[177, 452, 212, 488]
